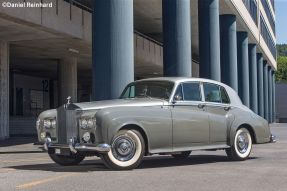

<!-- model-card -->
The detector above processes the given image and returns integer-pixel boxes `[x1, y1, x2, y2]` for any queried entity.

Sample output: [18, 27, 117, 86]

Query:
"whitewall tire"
[101, 130, 145, 170]
[226, 128, 252, 161]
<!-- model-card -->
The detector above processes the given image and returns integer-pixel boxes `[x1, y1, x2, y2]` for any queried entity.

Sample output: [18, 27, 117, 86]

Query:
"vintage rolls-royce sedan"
[37, 77, 275, 170]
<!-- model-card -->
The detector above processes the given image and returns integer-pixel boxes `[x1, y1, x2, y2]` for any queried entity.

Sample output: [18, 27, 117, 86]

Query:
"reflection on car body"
[37, 77, 274, 170]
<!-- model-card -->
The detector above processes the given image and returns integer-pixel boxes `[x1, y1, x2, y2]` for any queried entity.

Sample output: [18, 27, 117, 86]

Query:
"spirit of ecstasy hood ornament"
[64, 96, 72, 109]
[67, 96, 72, 105]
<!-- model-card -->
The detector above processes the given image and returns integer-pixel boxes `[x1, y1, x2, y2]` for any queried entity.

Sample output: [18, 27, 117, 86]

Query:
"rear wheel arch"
[229, 123, 257, 146]
[237, 124, 257, 144]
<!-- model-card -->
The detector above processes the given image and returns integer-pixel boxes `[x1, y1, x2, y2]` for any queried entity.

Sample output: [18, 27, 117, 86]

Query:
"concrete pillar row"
[272, 71, 276, 122]
[92, 0, 134, 101]
[237, 32, 249, 107]
[162, 0, 192, 77]
[58, 57, 77, 106]
[198, 0, 221, 81]
[263, 61, 269, 121]
[257, 53, 264, 118]
[220, 14, 238, 92]
[268, 66, 273, 123]
[248, 44, 258, 114]
[0, 41, 9, 140]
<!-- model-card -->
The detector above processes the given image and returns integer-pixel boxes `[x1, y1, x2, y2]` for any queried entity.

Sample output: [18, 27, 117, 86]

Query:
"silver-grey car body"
[36, 77, 273, 169]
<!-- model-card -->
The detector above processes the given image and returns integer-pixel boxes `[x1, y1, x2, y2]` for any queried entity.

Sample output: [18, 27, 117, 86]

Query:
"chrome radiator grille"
[57, 106, 78, 144]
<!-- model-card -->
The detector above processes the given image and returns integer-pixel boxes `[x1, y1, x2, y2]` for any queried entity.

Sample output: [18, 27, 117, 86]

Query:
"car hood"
[71, 98, 167, 111]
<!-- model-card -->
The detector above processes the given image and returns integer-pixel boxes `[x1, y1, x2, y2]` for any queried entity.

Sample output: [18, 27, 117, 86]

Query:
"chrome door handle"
[198, 104, 206, 109]
[224, 106, 231, 111]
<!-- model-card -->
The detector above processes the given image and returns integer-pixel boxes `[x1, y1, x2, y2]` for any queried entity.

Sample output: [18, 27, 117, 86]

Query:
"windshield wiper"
[135, 94, 152, 99]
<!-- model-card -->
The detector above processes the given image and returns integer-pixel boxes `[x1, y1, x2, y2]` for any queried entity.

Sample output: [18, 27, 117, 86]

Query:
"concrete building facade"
[0, 0, 277, 139]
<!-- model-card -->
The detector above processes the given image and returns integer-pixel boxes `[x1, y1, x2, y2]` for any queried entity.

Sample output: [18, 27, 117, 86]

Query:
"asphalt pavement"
[0, 124, 287, 191]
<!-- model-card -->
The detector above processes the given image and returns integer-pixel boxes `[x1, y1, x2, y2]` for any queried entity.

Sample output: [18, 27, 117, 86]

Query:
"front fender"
[95, 108, 147, 144]
[95, 106, 173, 153]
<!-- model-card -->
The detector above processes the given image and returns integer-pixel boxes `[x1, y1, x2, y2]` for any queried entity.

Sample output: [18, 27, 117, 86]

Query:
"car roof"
[135, 77, 244, 107]
[135, 77, 228, 87]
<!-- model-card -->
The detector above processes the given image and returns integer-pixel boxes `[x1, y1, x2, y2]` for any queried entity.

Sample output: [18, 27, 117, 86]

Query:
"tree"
[277, 44, 287, 56]
[276, 44, 287, 82]
[276, 56, 287, 82]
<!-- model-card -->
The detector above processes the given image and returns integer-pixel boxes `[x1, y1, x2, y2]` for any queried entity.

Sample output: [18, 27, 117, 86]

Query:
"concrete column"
[248, 44, 258, 114]
[198, 0, 221, 81]
[237, 32, 249, 106]
[162, 0, 192, 77]
[0, 42, 9, 140]
[220, 15, 238, 92]
[257, 53, 264, 117]
[58, 57, 77, 106]
[272, 71, 276, 122]
[268, 67, 273, 123]
[92, 0, 134, 100]
[263, 61, 269, 121]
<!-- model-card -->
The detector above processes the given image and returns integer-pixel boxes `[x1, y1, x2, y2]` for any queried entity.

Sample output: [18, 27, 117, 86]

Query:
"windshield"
[120, 81, 174, 100]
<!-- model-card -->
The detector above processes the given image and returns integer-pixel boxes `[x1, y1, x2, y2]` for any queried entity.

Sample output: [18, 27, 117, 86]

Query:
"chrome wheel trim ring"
[234, 128, 252, 158]
[236, 132, 249, 154]
[111, 135, 136, 162]
[107, 130, 143, 167]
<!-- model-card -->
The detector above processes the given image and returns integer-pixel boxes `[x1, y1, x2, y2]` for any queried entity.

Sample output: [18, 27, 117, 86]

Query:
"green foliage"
[276, 56, 287, 82]
[277, 44, 287, 56]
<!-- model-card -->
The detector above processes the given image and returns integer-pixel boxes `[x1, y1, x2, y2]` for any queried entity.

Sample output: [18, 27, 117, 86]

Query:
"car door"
[202, 83, 232, 144]
[171, 82, 210, 150]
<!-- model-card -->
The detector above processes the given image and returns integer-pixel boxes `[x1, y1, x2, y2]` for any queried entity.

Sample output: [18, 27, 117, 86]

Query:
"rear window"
[203, 83, 230, 104]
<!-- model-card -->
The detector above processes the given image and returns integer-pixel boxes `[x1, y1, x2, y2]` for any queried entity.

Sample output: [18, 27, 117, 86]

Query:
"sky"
[275, 0, 287, 44]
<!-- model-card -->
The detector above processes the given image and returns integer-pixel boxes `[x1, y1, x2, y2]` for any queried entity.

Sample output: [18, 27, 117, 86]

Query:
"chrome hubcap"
[112, 135, 136, 161]
[237, 132, 249, 154]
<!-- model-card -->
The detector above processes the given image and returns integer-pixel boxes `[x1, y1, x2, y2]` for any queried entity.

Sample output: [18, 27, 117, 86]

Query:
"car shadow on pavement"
[0, 137, 38, 147]
[6, 159, 109, 172]
[6, 155, 259, 172]
[139, 155, 258, 169]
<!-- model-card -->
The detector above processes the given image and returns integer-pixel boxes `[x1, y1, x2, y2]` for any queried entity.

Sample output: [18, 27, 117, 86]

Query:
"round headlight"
[87, 119, 94, 128]
[43, 119, 52, 129]
[80, 118, 96, 129]
[43, 119, 56, 129]
[79, 119, 88, 129]
[51, 119, 56, 128]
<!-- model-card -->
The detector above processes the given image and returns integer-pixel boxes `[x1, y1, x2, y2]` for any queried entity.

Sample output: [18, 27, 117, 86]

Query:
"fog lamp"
[83, 132, 91, 142]
[40, 132, 46, 140]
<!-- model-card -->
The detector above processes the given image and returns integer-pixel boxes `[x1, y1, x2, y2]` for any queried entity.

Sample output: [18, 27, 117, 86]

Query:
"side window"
[220, 87, 230, 104]
[203, 83, 221, 103]
[174, 84, 183, 101]
[182, 82, 201, 101]
[121, 85, 135, 98]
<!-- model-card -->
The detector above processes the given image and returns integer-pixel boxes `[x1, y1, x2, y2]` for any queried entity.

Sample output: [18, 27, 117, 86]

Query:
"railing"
[242, 0, 258, 25]
[134, 31, 163, 46]
[64, 0, 92, 13]
[260, 14, 276, 59]
[261, 0, 275, 35]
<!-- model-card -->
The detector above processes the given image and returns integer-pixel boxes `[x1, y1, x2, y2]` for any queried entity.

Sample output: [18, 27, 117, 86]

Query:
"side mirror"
[172, 94, 183, 104]
[174, 94, 182, 101]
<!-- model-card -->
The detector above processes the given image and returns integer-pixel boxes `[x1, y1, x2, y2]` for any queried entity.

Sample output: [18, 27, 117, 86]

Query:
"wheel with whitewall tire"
[226, 128, 252, 161]
[171, 151, 191, 159]
[49, 153, 85, 166]
[101, 129, 145, 170]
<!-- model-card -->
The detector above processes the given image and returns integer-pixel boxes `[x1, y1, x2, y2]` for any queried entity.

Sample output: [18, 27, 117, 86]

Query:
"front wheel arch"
[119, 124, 149, 156]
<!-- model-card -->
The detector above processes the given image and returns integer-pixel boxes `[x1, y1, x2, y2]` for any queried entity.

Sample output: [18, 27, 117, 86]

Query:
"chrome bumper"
[270, 134, 276, 143]
[44, 137, 111, 154]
